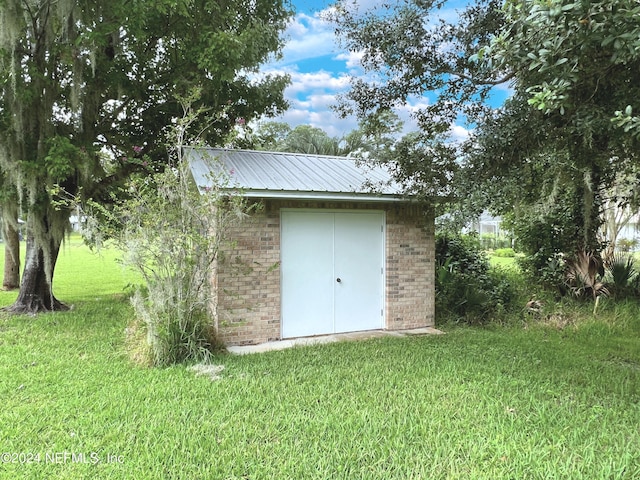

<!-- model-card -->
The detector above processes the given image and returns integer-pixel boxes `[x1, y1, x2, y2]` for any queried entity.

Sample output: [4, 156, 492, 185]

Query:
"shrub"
[504, 195, 604, 293]
[435, 233, 488, 277]
[435, 233, 522, 325]
[537, 253, 569, 295]
[97, 96, 251, 366]
[114, 155, 247, 366]
[479, 233, 511, 250]
[493, 247, 515, 258]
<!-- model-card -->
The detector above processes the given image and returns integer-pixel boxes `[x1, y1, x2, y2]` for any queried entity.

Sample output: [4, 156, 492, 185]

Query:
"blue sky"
[260, 0, 357, 137]
[261, 0, 511, 141]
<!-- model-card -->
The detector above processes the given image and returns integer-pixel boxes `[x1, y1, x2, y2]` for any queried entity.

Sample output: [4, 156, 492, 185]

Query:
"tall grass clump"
[98, 95, 250, 366]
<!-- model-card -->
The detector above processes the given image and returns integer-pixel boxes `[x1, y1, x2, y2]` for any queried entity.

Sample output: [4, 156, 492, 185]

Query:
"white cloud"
[334, 51, 364, 71]
[275, 106, 357, 137]
[259, 7, 380, 134]
[283, 87, 357, 136]
[258, 1, 482, 141]
[272, 11, 339, 67]
[285, 70, 351, 93]
[449, 124, 472, 143]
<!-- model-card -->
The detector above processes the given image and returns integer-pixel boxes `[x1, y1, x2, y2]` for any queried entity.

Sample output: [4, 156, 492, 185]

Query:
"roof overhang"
[234, 189, 407, 202]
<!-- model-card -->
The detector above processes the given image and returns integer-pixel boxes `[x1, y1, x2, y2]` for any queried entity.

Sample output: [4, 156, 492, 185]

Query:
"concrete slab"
[226, 327, 444, 355]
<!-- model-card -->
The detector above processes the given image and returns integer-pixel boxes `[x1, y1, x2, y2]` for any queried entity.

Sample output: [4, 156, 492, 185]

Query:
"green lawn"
[487, 253, 520, 269]
[488, 255, 516, 268]
[0, 240, 639, 479]
[0, 235, 138, 305]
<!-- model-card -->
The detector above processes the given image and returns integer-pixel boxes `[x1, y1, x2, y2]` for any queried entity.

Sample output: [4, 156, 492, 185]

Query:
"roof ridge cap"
[192, 146, 355, 161]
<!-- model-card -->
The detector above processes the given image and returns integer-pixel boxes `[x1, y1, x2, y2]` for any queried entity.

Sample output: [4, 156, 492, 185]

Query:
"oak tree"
[333, 0, 640, 262]
[0, 0, 292, 313]
[468, 0, 640, 257]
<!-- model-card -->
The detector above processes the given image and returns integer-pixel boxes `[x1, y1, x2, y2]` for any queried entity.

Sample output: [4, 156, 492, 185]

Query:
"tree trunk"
[2, 234, 68, 313]
[2, 217, 20, 291]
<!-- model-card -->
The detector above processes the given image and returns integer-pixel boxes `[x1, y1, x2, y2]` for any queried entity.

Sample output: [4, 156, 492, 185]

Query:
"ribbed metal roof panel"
[186, 147, 404, 200]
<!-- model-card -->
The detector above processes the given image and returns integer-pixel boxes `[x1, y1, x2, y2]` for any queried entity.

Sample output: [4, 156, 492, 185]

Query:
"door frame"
[280, 208, 386, 338]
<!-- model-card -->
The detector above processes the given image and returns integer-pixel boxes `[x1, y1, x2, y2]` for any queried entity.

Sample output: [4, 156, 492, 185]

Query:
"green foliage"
[277, 125, 342, 155]
[436, 233, 488, 277]
[617, 238, 639, 253]
[130, 289, 217, 367]
[93, 97, 254, 366]
[113, 156, 248, 366]
[0, 0, 292, 311]
[435, 233, 522, 324]
[493, 247, 515, 258]
[488, 0, 640, 135]
[331, 0, 500, 201]
[604, 252, 639, 298]
[505, 196, 597, 292]
[538, 253, 569, 296]
[333, 0, 639, 259]
[613, 106, 640, 140]
[252, 121, 292, 151]
[479, 233, 511, 250]
[44, 137, 84, 183]
[251, 113, 403, 160]
[467, 0, 640, 264]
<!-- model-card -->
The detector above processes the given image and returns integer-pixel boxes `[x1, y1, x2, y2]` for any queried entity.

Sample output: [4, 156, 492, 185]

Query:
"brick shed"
[187, 147, 435, 346]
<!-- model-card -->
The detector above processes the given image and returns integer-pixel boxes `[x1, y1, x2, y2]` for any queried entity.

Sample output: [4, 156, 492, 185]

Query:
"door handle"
[336, 278, 341, 283]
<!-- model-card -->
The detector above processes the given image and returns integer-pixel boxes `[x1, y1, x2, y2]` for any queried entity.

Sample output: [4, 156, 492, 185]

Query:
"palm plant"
[604, 252, 637, 297]
[565, 250, 609, 301]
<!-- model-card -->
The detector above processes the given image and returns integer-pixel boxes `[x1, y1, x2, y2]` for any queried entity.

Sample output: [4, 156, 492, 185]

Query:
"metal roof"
[186, 147, 405, 202]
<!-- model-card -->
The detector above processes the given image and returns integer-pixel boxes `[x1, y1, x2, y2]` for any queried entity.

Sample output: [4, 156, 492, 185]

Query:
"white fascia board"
[238, 190, 407, 202]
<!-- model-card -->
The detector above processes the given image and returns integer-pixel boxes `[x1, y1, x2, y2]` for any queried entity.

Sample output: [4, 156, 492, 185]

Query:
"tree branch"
[450, 69, 516, 86]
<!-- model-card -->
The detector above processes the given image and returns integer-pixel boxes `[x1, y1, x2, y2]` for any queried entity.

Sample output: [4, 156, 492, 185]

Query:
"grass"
[488, 254, 518, 269]
[1, 240, 639, 479]
[488, 255, 516, 268]
[0, 234, 137, 305]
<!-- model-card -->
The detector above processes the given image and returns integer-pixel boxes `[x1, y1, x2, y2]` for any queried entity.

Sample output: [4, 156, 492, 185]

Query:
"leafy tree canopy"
[252, 111, 404, 159]
[0, 0, 292, 312]
[330, 0, 505, 202]
[479, 0, 640, 129]
[332, 0, 640, 259]
[466, 0, 640, 254]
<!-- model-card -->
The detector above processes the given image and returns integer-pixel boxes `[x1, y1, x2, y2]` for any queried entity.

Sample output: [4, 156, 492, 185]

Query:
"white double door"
[281, 210, 385, 338]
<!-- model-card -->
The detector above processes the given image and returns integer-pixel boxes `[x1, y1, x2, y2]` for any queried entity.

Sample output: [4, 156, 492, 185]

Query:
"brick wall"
[385, 204, 435, 330]
[213, 203, 281, 345]
[213, 199, 434, 345]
